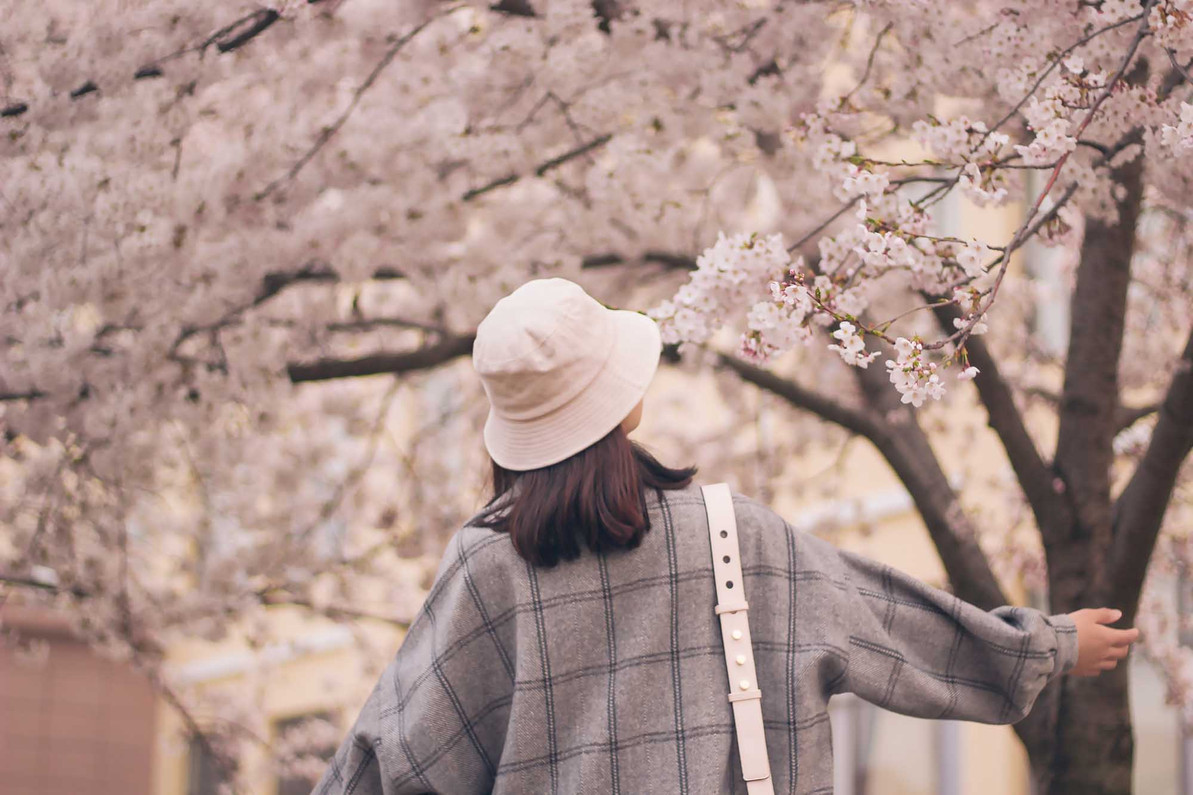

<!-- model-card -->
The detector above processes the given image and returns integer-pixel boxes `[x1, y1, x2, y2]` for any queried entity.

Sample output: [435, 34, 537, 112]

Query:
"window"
[1022, 169, 1072, 359]
[187, 735, 226, 795]
[831, 692, 961, 794]
[829, 693, 873, 795]
[275, 711, 339, 795]
[934, 719, 962, 795]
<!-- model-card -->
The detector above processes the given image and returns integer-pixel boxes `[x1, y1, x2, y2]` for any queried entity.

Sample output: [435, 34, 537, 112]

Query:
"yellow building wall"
[154, 617, 402, 795]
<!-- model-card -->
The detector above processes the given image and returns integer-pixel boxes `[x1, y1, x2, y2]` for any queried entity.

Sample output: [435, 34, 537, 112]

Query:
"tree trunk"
[1035, 144, 1146, 795]
[1035, 668, 1134, 794]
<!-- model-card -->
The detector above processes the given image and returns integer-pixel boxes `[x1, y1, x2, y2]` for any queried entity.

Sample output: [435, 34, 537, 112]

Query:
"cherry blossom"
[0, 0, 1190, 791]
[828, 322, 881, 369]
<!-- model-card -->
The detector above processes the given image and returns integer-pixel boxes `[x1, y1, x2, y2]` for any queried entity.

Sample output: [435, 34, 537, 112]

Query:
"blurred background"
[2, 1, 1190, 793]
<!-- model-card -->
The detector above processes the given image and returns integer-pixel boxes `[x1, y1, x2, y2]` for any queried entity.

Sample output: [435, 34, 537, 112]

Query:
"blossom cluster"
[1161, 103, 1193, 152]
[886, 337, 946, 407]
[650, 232, 794, 348]
[828, 321, 881, 369]
[911, 117, 1013, 206]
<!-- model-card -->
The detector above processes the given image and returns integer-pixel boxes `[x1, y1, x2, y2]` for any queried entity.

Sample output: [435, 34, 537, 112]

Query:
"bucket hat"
[472, 278, 661, 471]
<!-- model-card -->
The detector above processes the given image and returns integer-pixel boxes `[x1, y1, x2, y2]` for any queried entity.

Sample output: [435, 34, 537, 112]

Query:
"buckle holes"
[720, 530, 728, 538]
[726, 580, 734, 589]
[722, 555, 731, 564]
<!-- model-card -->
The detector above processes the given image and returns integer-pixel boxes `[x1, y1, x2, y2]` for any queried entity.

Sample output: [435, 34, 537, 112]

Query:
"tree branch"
[152, 673, 245, 794]
[462, 134, 613, 201]
[1108, 328, 1193, 621]
[212, 9, 279, 53]
[932, 303, 1073, 547]
[12, 253, 691, 405]
[0, 6, 296, 121]
[286, 334, 476, 383]
[1023, 385, 1158, 434]
[168, 262, 344, 360]
[1052, 110, 1146, 607]
[581, 251, 697, 271]
[257, 591, 411, 628]
[0, 389, 48, 402]
[982, 10, 1147, 142]
[846, 353, 1009, 610]
[719, 349, 1008, 610]
[1164, 48, 1193, 89]
[491, 0, 536, 16]
[714, 354, 879, 438]
[1115, 402, 1160, 433]
[0, 573, 88, 598]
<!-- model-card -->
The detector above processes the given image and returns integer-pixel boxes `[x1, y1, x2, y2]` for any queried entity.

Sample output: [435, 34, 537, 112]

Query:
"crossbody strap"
[702, 483, 775, 795]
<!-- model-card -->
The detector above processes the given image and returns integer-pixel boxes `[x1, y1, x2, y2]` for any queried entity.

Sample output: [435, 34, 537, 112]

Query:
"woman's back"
[315, 481, 1077, 794]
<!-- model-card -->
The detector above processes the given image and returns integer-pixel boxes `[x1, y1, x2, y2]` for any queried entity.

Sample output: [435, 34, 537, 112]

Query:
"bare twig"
[462, 134, 613, 201]
[786, 195, 864, 254]
[292, 377, 402, 544]
[257, 591, 411, 628]
[1165, 47, 1193, 86]
[839, 22, 894, 106]
[151, 673, 246, 795]
[982, 11, 1146, 143]
[256, 13, 450, 199]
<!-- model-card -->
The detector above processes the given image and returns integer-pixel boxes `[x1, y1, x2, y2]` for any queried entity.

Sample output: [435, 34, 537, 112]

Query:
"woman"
[315, 278, 1139, 794]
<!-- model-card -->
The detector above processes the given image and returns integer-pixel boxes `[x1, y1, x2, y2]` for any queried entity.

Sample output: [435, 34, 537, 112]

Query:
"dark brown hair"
[472, 428, 697, 566]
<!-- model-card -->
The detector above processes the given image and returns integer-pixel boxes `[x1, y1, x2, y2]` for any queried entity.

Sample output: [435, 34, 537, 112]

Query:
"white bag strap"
[702, 483, 775, 795]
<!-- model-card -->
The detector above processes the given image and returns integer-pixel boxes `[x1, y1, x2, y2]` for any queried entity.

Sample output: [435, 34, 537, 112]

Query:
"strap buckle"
[715, 600, 749, 615]
[728, 689, 762, 703]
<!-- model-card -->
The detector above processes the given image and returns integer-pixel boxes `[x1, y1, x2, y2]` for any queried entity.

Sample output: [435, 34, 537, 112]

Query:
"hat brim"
[483, 309, 661, 471]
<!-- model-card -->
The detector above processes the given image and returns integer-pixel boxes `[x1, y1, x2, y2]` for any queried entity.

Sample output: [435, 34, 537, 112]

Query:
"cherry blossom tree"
[1, 0, 1190, 793]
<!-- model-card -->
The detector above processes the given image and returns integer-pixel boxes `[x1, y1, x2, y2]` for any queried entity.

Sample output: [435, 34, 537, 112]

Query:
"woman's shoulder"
[454, 518, 519, 567]
[658, 480, 792, 537]
[419, 514, 521, 594]
[673, 481, 844, 560]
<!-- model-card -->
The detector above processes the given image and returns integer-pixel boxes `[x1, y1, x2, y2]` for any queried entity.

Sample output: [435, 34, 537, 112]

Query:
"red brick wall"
[0, 607, 156, 795]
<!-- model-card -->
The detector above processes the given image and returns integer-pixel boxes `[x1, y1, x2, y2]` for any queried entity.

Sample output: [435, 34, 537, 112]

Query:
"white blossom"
[955, 241, 988, 279]
[885, 337, 947, 407]
[827, 322, 881, 368]
[1160, 103, 1193, 152]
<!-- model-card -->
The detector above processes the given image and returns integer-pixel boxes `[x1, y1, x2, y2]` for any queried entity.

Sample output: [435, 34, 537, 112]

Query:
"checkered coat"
[314, 482, 1078, 794]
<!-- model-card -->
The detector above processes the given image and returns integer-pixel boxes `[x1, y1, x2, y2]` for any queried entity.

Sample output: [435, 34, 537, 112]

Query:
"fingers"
[1093, 646, 1132, 673]
[1106, 644, 1130, 660]
[1069, 608, 1142, 679]
[1093, 607, 1124, 625]
[1108, 627, 1141, 646]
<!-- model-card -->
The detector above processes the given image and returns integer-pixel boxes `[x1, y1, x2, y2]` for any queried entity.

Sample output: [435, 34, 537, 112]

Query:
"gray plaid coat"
[315, 482, 1078, 794]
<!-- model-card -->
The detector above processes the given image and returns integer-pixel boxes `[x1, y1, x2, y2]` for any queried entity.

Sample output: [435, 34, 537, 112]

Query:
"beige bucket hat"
[472, 278, 661, 471]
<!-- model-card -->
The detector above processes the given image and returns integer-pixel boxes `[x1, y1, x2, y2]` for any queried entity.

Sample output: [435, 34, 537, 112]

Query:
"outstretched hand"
[1068, 608, 1141, 677]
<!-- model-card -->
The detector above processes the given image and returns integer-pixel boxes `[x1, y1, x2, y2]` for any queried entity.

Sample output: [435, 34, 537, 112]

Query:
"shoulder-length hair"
[472, 428, 697, 567]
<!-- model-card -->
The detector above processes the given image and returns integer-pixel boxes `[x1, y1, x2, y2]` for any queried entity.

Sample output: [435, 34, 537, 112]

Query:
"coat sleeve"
[798, 531, 1079, 724]
[313, 529, 514, 795]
